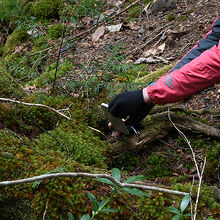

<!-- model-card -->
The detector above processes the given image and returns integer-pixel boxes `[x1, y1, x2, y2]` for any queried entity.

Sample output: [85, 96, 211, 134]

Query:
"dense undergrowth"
[0, 0, 219, 219]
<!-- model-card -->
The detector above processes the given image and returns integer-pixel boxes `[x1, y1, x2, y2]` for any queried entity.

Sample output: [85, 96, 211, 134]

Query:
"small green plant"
[96, 168, 149, 197]
[166, 13, 176, 21]
[168, 194, 193, 219]
[69, 168, 148, 219]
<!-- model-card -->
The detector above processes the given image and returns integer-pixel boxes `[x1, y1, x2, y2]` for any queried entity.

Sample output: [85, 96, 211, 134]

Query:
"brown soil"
[70, 0, 219, 112]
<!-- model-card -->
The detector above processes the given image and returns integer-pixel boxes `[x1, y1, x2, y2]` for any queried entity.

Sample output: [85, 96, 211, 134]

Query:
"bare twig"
[50, 23, 66, 95]
[88, 126, 108, 139]
[0, 172, 188, 196]
[167, 106, 201, 177]
[190, 175, 195, 220]
[42, 199, 49, 220]
[167, 106, 208, 220]
[110, 0, 141, 20]
[193, 157, 206, 220]
[0, 97, 71, 120]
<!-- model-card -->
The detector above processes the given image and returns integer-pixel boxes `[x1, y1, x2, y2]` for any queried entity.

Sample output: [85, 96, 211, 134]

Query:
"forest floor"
[0, 0, 220, 219]
[70, 0, 220, 112]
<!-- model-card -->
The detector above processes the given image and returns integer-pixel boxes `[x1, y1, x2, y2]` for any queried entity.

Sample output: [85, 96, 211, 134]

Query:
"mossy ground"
[0, 0, 219, 219]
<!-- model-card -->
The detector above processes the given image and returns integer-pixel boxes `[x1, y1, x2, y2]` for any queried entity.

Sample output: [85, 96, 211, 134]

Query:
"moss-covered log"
[116, 111, 220, 149]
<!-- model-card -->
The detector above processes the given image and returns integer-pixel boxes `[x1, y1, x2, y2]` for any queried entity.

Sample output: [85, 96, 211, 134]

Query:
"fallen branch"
[42, 199, 49, 220]
[167, 106, 207, 220]
[0, 97, 71, 120]
[133, 111, 220, 148]
[0, 172, 188, 196]
[193, 157, 206, 220]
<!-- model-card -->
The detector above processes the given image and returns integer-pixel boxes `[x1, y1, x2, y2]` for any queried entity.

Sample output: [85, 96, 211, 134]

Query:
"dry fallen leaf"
[143, 43, 166, 57]
[106, 23, 123, 32]
[134, 57, 158, 64]
[91, 25, 105, 42]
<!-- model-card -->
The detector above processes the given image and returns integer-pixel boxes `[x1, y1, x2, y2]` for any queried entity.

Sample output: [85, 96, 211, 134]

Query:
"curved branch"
[0, 172, 187, 196]
[0, 97, 70, 120]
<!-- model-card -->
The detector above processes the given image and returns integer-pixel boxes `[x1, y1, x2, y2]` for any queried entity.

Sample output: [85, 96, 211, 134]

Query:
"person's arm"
[146, 16, 220, 104]
[109, 17, 220, 129]
[147, 42, 220, 104]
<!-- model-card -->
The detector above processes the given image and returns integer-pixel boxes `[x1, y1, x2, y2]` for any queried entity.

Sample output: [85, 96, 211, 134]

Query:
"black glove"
[108, 90, 154, 130]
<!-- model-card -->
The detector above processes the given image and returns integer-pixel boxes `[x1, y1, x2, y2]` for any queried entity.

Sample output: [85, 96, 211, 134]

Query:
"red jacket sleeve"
[147, 43, 220, 104]
[147, 17, 220, 104]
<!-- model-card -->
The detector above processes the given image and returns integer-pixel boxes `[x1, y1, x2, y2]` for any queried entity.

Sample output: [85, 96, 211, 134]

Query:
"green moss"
[172, 183, 220, 218]
[0, 198, 33, 220]
[144, 0, 152, 5]
[144, 154, 173, 178]
[0, 129, 93, 219]
[135, 63, 175, 85]
[32, 36, 50, 52]
[137, 192, 173, 219]
[48, 23, 64, 39]
[28, 61, 73, 88]
[0, 0, 23, 21]
[3, 27, 29, 55]
[34, 124, 108, 167]
[0, 63, 24, 97]
[22, 1, 34, 14]
[178, 15, 187, 22]
[32, 0, 64, 19]
[109, 151, 142, 171]
[166, 13, 176, 21]
[0, 45, 4, 57]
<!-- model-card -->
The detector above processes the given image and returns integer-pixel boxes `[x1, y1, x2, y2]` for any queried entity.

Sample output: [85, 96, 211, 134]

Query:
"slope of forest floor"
[0, 0, 219, 219]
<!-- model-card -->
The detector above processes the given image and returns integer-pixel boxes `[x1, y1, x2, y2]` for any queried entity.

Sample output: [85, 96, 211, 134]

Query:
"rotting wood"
[129, 112, 220, 148]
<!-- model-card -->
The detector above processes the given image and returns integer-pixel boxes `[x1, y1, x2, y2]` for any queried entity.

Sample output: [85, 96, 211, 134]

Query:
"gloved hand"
[108, 89, 154, 131]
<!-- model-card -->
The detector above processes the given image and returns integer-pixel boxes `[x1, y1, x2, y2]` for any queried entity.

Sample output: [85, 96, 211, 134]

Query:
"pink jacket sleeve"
[147, 17, 220, 105]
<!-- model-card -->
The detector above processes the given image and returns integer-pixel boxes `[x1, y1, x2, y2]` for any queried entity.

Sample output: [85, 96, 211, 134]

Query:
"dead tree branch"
[0, 172, 188, 196]
[0, 97, 71, 120]
[167, 106, 207, 220]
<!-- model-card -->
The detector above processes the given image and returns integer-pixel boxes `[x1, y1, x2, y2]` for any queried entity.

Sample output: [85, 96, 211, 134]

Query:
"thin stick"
[42, 199, 49, 220]
[193, 157, 206, 220]
[167, 106, 208, 220]
[0, 172, 188, 196]
[190, 175, 195, 220]
[0, 97, 71, 120]
[167, 105, 201, 178]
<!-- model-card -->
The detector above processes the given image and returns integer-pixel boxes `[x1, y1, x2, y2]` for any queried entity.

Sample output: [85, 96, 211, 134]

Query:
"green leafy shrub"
[48, 23, 64, 39]
[32, 0, 64, 19]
